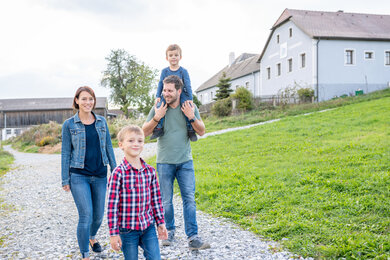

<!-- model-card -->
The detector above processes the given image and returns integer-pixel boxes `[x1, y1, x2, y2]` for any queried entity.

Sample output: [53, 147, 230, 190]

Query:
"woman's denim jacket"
[61, 112, 117, 186]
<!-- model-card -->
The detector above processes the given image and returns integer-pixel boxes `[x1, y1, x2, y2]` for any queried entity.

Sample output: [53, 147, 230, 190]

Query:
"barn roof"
[0, 97, 107, 112]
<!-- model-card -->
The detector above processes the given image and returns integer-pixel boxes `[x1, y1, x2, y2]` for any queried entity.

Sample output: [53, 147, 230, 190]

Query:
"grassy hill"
[186, 96, 390, 258]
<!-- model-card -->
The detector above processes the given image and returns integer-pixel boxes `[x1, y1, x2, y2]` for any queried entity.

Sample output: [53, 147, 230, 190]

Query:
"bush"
[297, 87, 315, 103]
[108, 115, 145, 140]
[231, 87, 254, 111]
[211, 97, 232, 117]
[278, 85, 299, 108]
[37, 136, 56, 147]
[14, 121, 62, 146]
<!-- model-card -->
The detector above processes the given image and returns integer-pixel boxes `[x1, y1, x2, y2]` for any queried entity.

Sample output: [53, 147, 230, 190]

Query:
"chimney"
[229, 52, 235, 66]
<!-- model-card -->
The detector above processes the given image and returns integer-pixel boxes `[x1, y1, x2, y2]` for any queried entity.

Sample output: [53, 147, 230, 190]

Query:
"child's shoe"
[151, 128, 164, 140]
[188, 130, 198, 142]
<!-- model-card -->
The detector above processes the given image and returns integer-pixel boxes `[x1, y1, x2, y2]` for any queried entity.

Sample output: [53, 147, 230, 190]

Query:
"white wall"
[259, 21, 315, 97]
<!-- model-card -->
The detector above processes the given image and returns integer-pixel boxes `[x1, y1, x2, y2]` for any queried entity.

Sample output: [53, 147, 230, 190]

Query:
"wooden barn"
[0, 97, 108, 140]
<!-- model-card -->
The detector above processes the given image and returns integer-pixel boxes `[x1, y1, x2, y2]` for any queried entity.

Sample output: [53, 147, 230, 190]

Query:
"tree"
[231, 86, 254, 111]
[214, 72, 233, 100]
[193, 94, 202, 107]
[101, 49, 157, 117]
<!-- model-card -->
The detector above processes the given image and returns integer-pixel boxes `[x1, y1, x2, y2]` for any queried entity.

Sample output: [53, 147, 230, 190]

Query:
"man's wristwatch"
[189, 118, 196, 123]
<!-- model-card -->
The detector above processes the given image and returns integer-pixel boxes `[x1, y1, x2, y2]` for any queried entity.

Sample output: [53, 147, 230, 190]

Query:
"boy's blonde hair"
[166, 44, 182, 57]
[117, 125, 144, 142]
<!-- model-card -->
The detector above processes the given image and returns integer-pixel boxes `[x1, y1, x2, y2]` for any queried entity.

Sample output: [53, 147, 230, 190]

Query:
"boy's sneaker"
[188, 237, 210, 251]
[188, 130, 198, 142]
[162, 231, 175, 246]
[151, 128, 164, 140]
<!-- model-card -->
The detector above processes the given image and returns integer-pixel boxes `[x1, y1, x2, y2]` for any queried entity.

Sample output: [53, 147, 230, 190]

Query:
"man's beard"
[164, 94, 178, 105]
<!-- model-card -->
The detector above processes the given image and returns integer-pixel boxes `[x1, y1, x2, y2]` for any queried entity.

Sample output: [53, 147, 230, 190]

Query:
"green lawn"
[203, 88, 390, 133]
[0, 147, 14, 246]
[150, 96, 390, 258]
[0, 148, 14, 178]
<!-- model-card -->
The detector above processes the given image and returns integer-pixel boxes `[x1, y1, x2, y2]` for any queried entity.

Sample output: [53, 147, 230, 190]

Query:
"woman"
[61, 86, 116, 259]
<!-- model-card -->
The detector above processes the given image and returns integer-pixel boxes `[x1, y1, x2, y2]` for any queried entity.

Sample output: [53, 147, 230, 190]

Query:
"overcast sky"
[0, 0, 389, 106]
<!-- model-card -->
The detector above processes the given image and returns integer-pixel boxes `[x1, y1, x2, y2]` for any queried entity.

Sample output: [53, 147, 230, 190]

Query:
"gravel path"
[0, 120, 309, 259]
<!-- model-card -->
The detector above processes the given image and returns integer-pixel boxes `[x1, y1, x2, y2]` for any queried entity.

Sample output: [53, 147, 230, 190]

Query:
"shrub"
[108, 115, 145, 140]
[278, 85, 299, 108]
[297, 87, 315, 103]
[15, 121, 62, 146]
[37, 136, 56, 147]
[231, 87, 254, 111]
[211, 97, 232, 117]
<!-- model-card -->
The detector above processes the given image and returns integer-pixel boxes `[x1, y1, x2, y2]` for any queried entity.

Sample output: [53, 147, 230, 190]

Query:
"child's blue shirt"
[156, 66, 193, 102]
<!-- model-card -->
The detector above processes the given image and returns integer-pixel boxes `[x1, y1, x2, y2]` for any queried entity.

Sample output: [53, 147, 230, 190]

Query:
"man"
[142, 75, 210, 250]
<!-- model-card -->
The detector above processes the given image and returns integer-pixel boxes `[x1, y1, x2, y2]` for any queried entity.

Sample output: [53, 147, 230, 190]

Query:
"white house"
[196, 53, 260, 104]
[259, 9, 390, 101]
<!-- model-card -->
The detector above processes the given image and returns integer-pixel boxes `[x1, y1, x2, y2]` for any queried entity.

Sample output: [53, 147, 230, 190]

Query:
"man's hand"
[157, 224, 168, 240]
[62, 185, 70, 192]
[154, 102, 168, 121]
[110, 236, 122, 251]
[181, 100, 195, 120]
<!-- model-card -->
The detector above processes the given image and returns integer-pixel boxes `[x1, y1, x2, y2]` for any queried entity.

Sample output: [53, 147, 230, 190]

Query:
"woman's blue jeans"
[70, 173, 107, 258]
[119, 225, 161, 260]
[157, 160, 198, 239]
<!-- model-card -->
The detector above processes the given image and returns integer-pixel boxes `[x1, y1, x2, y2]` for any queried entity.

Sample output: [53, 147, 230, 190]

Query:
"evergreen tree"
[214, 72, 233, 100]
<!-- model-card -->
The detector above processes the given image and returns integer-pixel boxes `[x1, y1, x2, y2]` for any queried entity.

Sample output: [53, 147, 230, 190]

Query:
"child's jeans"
[119, 225, 161, 260]
[156, 95, 193, 131]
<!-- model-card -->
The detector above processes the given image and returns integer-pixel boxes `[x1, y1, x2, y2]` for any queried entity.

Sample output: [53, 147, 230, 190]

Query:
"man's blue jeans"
[157, 160, 198, 239]
[119, 225, 161, 260]
[70, 173, 107, 258]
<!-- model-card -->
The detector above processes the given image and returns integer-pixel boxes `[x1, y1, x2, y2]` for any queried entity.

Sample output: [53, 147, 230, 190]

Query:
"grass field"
[0, 147, 14, 246]
[203, 88, 390, 133]
[149, 96, 390, 258]
[0, 148, 13, 178]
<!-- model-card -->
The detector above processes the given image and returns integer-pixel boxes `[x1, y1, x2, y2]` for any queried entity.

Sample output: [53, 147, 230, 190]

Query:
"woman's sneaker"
[162, 231, 175, 246]
[188, 237, 210, 250]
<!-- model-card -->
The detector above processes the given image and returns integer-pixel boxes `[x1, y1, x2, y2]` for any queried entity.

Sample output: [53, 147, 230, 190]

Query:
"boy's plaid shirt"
[107, 157, 165, 236]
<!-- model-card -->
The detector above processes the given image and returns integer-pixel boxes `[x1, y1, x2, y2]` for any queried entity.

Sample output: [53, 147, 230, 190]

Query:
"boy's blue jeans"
[119, 225, 161, 260]
[156, 97, 193, 131]
[157, 160, 198, 239]
[70, 173, 107, 258]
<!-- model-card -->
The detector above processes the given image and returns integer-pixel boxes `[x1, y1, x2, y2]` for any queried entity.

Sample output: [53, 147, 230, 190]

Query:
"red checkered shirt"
[107, 157, 165, 236]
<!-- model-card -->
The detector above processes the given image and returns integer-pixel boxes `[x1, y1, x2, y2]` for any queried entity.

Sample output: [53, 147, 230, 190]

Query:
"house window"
[6, 129, 11, 135]
[345, 49, 354, 65]
[210, 91, 213, 100]
[245, 82, 250, 88]
[276, 34, 280, 44]
[300, 53, 306, 68]
[288, 58, 292, 72]
[267, 67, 271, 79]
[385, 51, 390, 65]
[200, 94, 203, 103]
[277, 63, 281, 76]
[364, 51, 374, 60]
[289, 28, 292, 38]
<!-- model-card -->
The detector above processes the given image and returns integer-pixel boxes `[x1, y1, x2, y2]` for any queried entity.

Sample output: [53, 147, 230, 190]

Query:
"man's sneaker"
[188, 130, 198, 142]
[188, 237, 210, 251]
[161, 231, 175, 246]
[151, 128, 164, 140]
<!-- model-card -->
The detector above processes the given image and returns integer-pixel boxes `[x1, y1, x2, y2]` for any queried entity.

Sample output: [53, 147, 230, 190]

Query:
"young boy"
[151, 44, 197, 142]
[107, 125, 168, 259]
